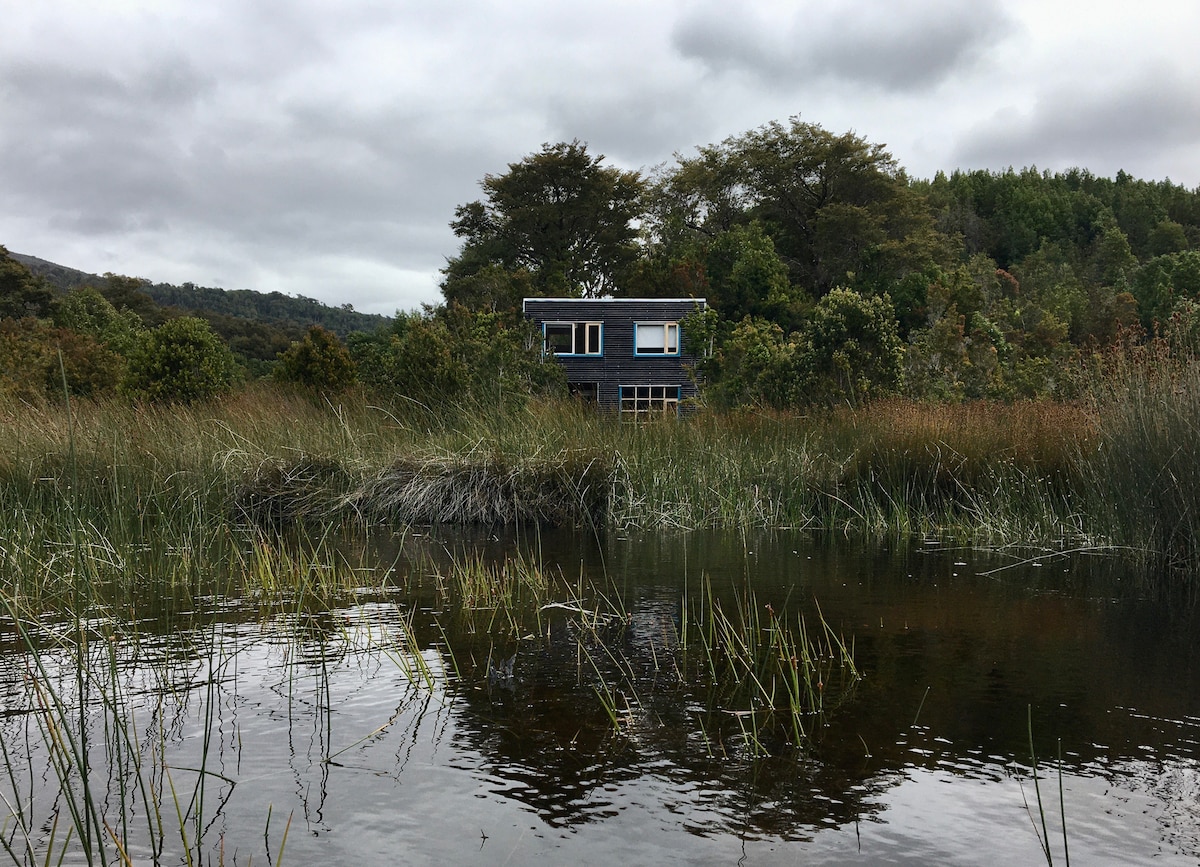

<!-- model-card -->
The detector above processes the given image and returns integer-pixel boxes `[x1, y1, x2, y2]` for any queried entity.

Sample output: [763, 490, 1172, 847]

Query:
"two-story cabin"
[523, 297, 706, 417]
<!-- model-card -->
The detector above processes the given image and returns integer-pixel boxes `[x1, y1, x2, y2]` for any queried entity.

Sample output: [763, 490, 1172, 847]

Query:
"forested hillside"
[13, 253, 391, 338]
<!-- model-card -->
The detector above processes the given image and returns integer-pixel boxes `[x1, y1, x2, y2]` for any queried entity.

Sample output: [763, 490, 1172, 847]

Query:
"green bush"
[273, 325, 356, 392]
[124, 316, 238, 402]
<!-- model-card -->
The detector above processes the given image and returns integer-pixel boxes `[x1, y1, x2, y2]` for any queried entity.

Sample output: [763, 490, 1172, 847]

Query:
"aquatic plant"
[1081, 349, 1200, 584]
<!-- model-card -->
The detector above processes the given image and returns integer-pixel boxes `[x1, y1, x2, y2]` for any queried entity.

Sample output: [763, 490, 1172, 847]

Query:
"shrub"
[273, 325, 356, 392]
[124, 316, 238, 402]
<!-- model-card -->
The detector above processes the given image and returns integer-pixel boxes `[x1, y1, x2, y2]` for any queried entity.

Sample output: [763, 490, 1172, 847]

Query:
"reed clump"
[1082, 351, 1200, 581]
[351, 450, 612, 527]
[233, 453, 358, 529]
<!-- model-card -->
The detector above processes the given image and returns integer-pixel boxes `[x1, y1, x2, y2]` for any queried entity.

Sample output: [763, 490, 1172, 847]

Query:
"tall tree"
[648, 118, 947, 299]
[442, 141, 644, 302]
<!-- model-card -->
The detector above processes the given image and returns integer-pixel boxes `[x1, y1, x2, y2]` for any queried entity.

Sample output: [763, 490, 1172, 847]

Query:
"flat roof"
[523, 296, 706, 309]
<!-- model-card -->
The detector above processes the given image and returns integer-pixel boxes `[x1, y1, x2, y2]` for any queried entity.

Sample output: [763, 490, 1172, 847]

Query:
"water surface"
[3, 530, 1198, 864]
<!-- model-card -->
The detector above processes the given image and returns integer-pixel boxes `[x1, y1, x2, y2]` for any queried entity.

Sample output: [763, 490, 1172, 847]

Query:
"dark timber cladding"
[523, 297, 706, 412]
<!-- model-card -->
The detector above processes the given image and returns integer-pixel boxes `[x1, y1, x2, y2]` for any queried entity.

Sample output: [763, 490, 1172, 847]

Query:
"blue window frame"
[544, 321, 602, 356]
[633, 322, 679, 356]
[620, 385, 680, 417]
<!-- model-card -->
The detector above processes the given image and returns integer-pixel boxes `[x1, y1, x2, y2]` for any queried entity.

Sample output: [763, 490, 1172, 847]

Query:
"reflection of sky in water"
[2, 535, 1200, 864]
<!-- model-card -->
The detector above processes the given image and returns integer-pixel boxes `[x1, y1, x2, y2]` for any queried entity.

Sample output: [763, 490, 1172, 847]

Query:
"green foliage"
[652, 117, 945, 299]
[53, 285, 144, 356]
[698, 290, 901, 408]
[0, 245, 56, 321]
[274, 325, 357, 392]
[97, 273, 173, 327]
[443, 140, 644, 302]
[350, 310, 469, 405]
[800, 288, 903, 404]
[0, 318, 123, 400]
[440, 303, 565, 404]
[441, 263, 532, 314]
[350, 305, 562, 409]
[702, 317, 800, 409]
[142, 281, 390, 337]
[1147, 219, 1189, 257]
[1131, 251, 1200, 331]
[124, 316, 239, 402]
[704, 222, 804, 326]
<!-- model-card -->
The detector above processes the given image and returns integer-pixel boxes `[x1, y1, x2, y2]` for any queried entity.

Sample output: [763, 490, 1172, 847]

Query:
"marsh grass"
[0, 384, 1100, 543]
[4, 379, 1195, 584]
[1082, 351, 1200, 584]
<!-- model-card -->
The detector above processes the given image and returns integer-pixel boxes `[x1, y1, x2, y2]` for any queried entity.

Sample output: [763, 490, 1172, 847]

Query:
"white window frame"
[544, 321, 602, 356]
[634, 321, 680, 356]
[620, 385, 680, 418]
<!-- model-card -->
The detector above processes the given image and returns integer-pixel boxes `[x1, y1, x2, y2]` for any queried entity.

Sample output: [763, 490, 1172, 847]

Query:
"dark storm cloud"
[672, 0, 1012, 92]
[953, 70, 1200, 179]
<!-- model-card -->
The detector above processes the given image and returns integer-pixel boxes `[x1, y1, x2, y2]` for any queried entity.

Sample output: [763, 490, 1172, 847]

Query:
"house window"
[568, 382, 599, 403]
[620, 385, 680, 418]
[634, 322, 679, 355]
[544, 322, 602, 356]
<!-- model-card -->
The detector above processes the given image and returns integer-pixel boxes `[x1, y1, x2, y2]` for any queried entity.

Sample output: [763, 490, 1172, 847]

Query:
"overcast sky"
[3, 0, 1198, 315]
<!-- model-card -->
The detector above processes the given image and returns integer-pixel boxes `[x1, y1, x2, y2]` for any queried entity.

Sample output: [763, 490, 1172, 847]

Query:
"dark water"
[3, 530, 1200, 865]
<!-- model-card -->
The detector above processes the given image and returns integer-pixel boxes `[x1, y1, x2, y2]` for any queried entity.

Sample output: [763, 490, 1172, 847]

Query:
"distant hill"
[11, 252, 99, 292]
[12, 251, 393, 338]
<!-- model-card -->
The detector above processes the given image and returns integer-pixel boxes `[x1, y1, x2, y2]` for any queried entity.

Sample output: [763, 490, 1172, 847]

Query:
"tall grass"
[0, 386, 1099, 542]
[2, 376, 1196, 582]
[1082, 350, 1200, 584]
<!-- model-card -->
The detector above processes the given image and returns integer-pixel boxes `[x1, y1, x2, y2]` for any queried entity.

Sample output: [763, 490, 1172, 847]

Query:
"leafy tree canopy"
[648, 117, 946, 299]
[0, 245, 56, 321]
[443, 141, 644, 302]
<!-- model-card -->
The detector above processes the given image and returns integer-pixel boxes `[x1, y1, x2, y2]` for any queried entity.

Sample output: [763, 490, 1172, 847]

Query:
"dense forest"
[4, 116, 1200, 407]
[441, 121, 1200, 407]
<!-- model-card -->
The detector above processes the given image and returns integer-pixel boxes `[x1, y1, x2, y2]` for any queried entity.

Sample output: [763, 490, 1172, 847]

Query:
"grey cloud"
[544, 87, 717, 168]
[953, 71, 1200, 178]
[3, 0, 1196, 316]
[672, 0, 1013, 93]
[0, 57, 215, 224]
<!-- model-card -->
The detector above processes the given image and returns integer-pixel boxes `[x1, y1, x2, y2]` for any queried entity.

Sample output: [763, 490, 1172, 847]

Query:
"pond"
[3, 529, 1199, 865]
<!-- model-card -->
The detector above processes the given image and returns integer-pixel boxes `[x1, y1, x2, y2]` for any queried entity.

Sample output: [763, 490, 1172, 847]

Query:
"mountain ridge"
[11, 250, 393, 337]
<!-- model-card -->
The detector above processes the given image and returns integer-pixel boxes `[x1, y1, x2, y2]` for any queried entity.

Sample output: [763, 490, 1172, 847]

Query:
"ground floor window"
[620, 385, 680, 418]
[568, 382, 599, 402]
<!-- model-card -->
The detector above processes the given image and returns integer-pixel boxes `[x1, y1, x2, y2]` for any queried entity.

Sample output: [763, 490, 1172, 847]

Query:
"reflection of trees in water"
[7, 528, 1200, 857]
[441, 593, 885, 837]
[428, 551, 1200, 847]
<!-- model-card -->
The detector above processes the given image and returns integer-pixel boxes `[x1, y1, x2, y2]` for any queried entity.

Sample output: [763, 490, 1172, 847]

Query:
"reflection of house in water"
[523, 297, 706, 416]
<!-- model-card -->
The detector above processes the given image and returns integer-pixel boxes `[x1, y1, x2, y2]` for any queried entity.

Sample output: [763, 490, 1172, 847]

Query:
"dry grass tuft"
[350, 450, 613, 526]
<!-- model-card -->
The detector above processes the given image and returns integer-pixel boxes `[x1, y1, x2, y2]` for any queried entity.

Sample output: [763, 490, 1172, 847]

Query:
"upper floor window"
[544, 322, 602, 356]
[634, 322, 679, 356]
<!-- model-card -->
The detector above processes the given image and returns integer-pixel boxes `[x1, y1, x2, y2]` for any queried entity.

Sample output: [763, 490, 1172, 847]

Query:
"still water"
[3, 530, 1199, 865]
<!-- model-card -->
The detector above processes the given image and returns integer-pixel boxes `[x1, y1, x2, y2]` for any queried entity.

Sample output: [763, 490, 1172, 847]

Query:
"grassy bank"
[0, 368, 1195, 581]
